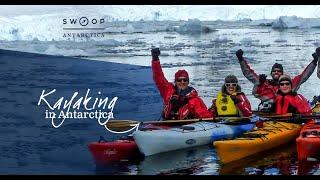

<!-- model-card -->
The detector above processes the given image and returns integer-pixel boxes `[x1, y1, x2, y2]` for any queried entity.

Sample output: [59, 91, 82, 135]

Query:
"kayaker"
[151, 48, 213, 120]
[235, 48, 318, 112]
[209, 75, 252, 117]
[271, 74, 312, 116]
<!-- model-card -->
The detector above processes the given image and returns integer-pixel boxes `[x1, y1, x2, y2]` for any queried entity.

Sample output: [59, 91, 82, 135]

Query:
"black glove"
[151, 48, 160, 60]
[170, 95, 179, 110]
[316, 47, 320, 57]
[259, 74, 267, 84]
[230, 94, 240, 104]
[312, 53, 318, 64]
[236, 49, 244, 61]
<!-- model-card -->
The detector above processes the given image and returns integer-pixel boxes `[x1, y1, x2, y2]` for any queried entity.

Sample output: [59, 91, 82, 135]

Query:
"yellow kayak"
[213, 121, 301, 164]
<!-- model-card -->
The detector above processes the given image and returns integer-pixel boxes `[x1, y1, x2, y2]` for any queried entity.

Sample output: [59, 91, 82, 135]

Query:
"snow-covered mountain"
[1, 5, 320, 21]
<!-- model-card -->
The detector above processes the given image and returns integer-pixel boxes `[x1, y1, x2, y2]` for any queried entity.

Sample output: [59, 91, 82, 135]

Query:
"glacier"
[0, 5, 320, 42]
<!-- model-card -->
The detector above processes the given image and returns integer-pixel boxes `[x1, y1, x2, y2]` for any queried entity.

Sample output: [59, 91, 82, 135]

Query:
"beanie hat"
[278, 74, 292, 85]
[224, 75, 238, 83]
[175, 70, 189, 81]
[271, 63, 283, 72]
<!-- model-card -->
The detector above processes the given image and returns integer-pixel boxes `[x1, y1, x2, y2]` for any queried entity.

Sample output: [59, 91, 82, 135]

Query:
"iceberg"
[272, 16, 320, 29]
[175, 19, 215, 35]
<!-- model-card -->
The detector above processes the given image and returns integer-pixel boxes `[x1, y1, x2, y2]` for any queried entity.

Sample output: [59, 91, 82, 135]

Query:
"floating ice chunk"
[240, 37, 259, 45]
[270, 16, 320, 29]
[213, 36, 229, 43]
[272, 16, 300, 29]
[164, 36, 176, 39]
[175, 19, 202, 34]
[45, 44, 88, 56]
[175, 19, 215, 35]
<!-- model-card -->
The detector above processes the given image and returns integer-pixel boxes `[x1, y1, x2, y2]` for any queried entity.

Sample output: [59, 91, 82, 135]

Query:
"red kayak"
[296, 120, 320, 161]
[88, 125, 171, 165]
[88, 136, 140, 165]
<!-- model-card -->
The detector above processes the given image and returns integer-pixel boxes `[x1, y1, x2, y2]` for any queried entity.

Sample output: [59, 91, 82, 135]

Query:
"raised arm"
[292, 52, 318, 92]
[151, 48, 171, 98]
[236, 49, 260, 85]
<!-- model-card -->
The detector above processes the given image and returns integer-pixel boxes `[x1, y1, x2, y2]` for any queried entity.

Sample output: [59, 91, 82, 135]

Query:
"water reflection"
[137, 145, 219, 175]
[94, 141, 320, 175]
[218, 142, 320, 175]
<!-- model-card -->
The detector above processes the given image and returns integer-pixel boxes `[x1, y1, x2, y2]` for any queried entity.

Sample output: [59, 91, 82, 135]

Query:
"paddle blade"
[105, 120, 139, 132]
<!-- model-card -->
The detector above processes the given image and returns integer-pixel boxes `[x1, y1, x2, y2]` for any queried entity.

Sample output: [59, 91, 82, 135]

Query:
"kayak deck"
[213, 121, 301, 164]
[133, 121, 255, 156]
[88, 137, 141, 165]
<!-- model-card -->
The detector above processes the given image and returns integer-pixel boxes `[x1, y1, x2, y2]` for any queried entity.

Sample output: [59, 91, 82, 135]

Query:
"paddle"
[105, 112, 320, 132]
[105, 116, 258, 131]
[229, 113, 320, 124]
[107, 113, 293, 125]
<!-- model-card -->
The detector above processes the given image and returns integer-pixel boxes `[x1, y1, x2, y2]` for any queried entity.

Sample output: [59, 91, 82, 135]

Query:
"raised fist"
[312, 53, 318, 64]
[151, 48, 160, 60]
[236, 49, 244, 61]
[316, 47, 320, 57]
[259, 74, 267, 84]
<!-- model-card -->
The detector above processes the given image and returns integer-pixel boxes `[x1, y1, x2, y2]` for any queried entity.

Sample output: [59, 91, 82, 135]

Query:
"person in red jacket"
[209, 75, 252, 117]
[271, 74, 311, 116]
[235, 48, 319, 112]
[151, 48, 213, 120]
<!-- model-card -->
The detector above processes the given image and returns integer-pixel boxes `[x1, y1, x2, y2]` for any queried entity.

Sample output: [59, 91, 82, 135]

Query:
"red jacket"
[152, 60, 213, 120]
[272, 92, 312, 115]
[239, 58, 316, 103]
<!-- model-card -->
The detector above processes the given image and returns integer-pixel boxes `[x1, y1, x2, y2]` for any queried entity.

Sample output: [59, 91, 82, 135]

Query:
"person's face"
[225, 82, 237, 95]
[175, 77, 189, 90]
[271, 68, 283, 80]
[279, 81, 292, 94]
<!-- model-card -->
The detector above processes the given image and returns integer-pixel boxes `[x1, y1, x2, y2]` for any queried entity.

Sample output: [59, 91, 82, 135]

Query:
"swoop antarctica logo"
[37, 89, 138, 133]
[62, 17, 107, 39]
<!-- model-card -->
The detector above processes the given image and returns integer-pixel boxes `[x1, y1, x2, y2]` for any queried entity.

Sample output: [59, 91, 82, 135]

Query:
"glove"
[170, 95, 179, 110]
[151, 48, 160, 60]
[316, 47, 320, 57]
[312, 53, 318, 64]
[259, 74, 267, 84]
[236, 49, 244, 61]
[230, 94, 240, 104]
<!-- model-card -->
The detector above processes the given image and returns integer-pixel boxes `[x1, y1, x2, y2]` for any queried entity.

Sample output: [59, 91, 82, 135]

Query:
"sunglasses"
[225, 83, 237, 87]
[279, 82, 291, 86]
[272, 70, 283, 73]
[176, 78, 189, 82]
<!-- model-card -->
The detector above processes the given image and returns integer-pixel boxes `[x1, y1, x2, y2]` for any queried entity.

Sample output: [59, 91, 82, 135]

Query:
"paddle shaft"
[107, 113, 293, 126]
[105, 113, 320, 131]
